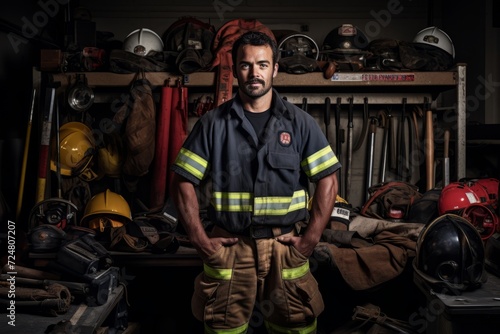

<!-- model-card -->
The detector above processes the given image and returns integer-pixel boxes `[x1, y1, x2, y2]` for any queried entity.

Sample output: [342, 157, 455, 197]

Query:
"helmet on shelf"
[277, 32, 319, 74]
[437, 181, 481, 215]
[413, 214, 486, 292]
[278, 33, 319, 60]
[81, 189, 132, 231]
[50, 122, 97, 179]
[123, 28, 164, 56]
[321, 24, 369, 55]
[413, 26, 455, 59]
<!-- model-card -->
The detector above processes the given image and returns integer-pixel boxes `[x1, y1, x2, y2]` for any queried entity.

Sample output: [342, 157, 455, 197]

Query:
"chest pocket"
[267, 151, 300, 193]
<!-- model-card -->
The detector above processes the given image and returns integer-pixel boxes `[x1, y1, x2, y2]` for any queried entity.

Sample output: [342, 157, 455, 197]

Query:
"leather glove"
[331, 195, 352, 228]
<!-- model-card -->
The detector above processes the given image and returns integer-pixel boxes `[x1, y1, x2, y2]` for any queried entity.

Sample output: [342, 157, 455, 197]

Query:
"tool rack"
[34, 64, 466, 205]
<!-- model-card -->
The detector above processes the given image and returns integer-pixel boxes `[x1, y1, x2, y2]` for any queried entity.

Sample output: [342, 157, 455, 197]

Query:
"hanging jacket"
[113, 72, 156, 179]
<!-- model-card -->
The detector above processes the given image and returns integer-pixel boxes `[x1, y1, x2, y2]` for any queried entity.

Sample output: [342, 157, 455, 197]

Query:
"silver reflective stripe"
[174, 147, 208, 180]
[212, 192, 253, 212]
[254, 190, 307, 215]
[301, 145, 338, 177]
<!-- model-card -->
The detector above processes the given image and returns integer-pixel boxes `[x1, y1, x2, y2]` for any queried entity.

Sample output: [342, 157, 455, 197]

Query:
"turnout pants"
[192, 226, 324, 334]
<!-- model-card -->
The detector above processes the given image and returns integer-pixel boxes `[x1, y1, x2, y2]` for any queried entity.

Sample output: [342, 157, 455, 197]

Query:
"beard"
[239, 78, 273, 99]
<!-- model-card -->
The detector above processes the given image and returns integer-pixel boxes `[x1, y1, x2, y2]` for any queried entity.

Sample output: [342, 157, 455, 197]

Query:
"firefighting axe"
[16, 88, 36, 221]
[35, 83, 59, 204]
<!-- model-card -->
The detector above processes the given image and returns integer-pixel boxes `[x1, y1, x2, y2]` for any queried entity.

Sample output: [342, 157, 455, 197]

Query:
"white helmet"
[413, 26, 455, 58]
[123, 28, 164, 56]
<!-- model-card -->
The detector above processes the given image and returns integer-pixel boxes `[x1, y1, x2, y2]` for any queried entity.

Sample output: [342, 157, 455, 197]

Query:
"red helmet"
[461, 203, 498, 240]
[466, 179, 491, 204]
[438, 181, 481, 215]
[474, 178, 499, 210]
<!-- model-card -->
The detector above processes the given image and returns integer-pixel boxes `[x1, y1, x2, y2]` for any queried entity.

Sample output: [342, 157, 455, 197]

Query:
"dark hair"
[231, 31, 279, 66]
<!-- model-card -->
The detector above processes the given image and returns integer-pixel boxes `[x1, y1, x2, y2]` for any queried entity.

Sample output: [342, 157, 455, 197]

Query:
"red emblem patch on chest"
[279, 131, 291, 146]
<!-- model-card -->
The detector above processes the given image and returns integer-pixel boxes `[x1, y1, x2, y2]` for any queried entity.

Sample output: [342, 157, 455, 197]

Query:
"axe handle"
[0, 274, 89, 295]
[425, 109, 435, 191]
[443, 129, 450, 186]
[345, 97, 354, 201]
[324, 97, 331, 141]
[2, 264, 60, 280]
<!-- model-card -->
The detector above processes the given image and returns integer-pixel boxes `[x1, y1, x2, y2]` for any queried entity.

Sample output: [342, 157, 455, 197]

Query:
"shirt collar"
[229, 88, 294, 121]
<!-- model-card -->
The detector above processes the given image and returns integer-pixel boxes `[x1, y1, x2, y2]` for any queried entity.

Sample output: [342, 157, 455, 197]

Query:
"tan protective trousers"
[191, 226, 324, 334]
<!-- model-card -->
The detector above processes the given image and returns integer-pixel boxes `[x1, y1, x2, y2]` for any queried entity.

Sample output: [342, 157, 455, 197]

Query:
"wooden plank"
[48, 70, 457, 90]
[75, 285, 124, 334]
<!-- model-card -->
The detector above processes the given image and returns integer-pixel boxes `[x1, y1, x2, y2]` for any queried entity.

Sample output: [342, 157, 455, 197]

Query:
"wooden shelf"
[35, 64, 467, 181]
[47, 68, 458, 89]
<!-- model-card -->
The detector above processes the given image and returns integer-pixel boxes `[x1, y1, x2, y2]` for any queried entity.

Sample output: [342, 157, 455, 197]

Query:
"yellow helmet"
[50, 122, 96, 179]
[97, 132, 124, 178]
[81, 189, 132, 230]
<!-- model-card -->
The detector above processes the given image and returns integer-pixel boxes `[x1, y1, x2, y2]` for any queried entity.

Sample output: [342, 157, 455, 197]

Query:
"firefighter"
[170, 31, 341, 334]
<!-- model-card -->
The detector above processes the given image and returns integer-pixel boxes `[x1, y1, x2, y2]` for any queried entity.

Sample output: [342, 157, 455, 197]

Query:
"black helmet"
[413, 214, 487, 292]
[29, 198, 79, 230]
[29, 224, 67, 253]
[277, 32, 319, 74]
[321, 24, 369, 55]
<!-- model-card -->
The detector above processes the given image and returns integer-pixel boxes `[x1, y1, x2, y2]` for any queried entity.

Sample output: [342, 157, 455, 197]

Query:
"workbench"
[0, 284, 125, 334]
[413, 271, 500, 334]
[28, 246, 202, 268]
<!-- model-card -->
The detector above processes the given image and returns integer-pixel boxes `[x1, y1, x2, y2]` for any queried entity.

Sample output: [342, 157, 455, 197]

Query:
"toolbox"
[413, 271, 500, 334]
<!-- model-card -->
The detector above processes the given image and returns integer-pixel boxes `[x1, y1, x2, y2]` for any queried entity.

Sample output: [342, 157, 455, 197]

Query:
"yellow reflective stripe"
[211, 191, 307, 215]
[301, 146, 338, 177]
[174, 147, 208, 180]
[282, 261, 309, 280]
[254, 190, 307, 215]
[212, 192, 253, 212]
[204, 322, 248, 334]
[265, 318, 317, 334]
[203, 263, 233, 280]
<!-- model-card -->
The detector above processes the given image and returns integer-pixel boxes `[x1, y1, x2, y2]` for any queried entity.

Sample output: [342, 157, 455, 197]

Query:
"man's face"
[233, 44, 278, 99]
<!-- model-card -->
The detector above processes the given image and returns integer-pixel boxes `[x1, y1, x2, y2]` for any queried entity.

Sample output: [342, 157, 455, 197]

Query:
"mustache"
[245, 79, 265, 85]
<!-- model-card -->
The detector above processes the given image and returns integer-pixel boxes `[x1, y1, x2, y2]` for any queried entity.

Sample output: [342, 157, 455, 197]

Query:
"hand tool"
[302, 97, 308, 112]
[324, 97, 331, 141]
[354, 97, 369, 152]
[345, 97, 354, 201]
[424, 98, 435, 190]
[378, 110, 389, 183]
[365, 117, 378, 202]
[443, 128, 450, 186]
[397, 98, 407, 181]
[335, 97, 344, 198]
[16, 88, 36, 221]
